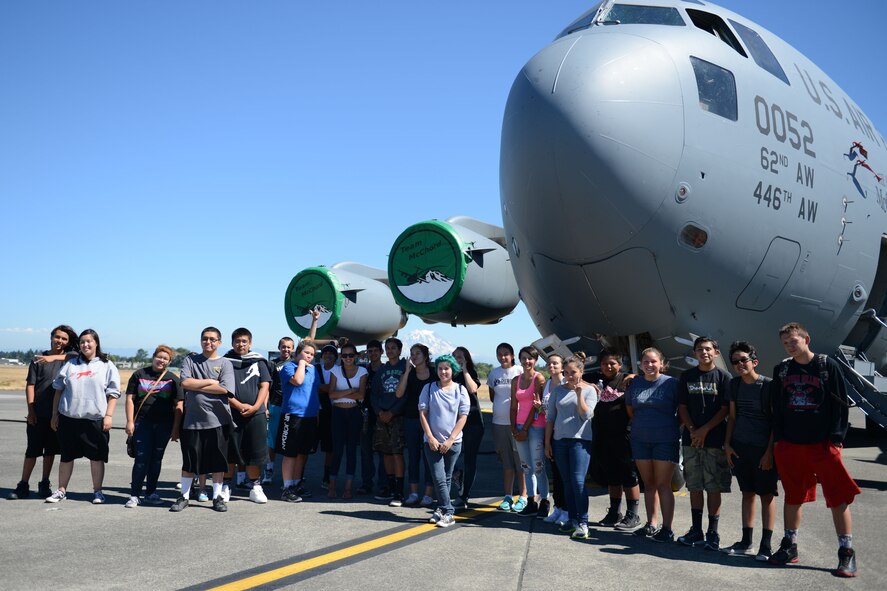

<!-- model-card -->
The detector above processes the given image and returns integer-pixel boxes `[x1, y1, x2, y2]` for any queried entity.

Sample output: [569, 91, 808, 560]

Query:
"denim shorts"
[631, 438, 679, 463]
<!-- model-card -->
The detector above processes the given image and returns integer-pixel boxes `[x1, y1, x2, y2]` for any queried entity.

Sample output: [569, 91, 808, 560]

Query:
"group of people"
[8, 321, 861, 577]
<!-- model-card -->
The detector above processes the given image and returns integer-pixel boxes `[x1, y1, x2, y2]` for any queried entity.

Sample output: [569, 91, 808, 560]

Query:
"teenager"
[768, 323, 861, 577]
[170, 327, 235, 513]
[486, 342, 526, 511]
[9, 325, 76, 500]
[327, 342, 368, 500]
[452, 346, 483, 507]
[395, 344, 435, 506]
[371, 337, 407, 507]
[359, 340, 386, 496]
[511, 346, 547, 517]
[541, 354, 569, 525]
[277, 339, 320, 503]
[46, 329, 121, 505]
[124, 345, 183, 508]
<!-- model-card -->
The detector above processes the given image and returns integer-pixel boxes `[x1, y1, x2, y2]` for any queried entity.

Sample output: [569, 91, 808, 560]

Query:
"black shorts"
[57, 414, 109, 463]
[277, 414, 318, 457]
[731, 439, 779, 497]
[229, 414, 269, 466]
[26, 416, 60, 458]
[180, 426, 231, 474]
[592, 435, 638, 488]
[316, 408, 332, 452]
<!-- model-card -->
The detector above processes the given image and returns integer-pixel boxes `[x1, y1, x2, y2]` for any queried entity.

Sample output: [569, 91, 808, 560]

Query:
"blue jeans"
[553, 438, 592, 525]
[404, 417, 433, 488]
[457, 421, 484, 500]
[515, 424, 549, 498]
[130, 420, 173, 497]
[330, 405, 362, 480]
[424, 441, 462, 515]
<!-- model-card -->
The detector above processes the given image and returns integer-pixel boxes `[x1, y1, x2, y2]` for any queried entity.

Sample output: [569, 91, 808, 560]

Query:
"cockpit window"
[556, 3, 603, 39]
[682, 0, 705, 4]
[690, 56, 738, 121]
[686, 9, 748, 57]
[729, 19, 790, 85]
[602, 4, 686, 26]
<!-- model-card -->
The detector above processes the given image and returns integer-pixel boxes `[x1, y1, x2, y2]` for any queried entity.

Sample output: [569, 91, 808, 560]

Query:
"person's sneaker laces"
[634, 522, 660, 537]
[615, 512, 642, 531]
[497, 496, 514, 511]
[678, 527, 705, 547]
[436, 513, 456, 528]
[92, 491, 106, 505]
[571, 523, 590, 540]
[8, 481, 29, 500]
[832, 547, 857, 578]
[722, 540, 753, 555]
[143, 493, 164, 506]
[598, 508, 623, 527]
[768, 537, 799, 565]
[212, 496, 228, 512]
[281, 487, 302, 503]
[169, 496, 189, 512]
[249, 484, 268, 504]
[755, 543, 772, 562]
[37, 479, 52, 498]
[517, 499, 539, 518]
[429, 508, 443, 523]
[44, 489, 65, 503]
[403, 492, 420, 507]
[651, 527, 675, 543]
[125, 496, 140, 508]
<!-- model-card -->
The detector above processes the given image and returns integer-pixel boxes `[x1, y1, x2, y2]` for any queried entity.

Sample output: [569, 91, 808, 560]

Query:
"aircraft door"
[843, 235, 887, 355]
[735, 237, 801, 312]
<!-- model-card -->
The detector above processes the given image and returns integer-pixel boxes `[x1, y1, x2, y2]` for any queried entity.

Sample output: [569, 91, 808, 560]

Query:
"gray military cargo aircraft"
[283, 0, 887, 429]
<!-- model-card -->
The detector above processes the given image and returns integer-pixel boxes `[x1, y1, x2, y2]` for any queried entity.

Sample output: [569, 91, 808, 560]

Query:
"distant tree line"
[0, 347, 192, 368]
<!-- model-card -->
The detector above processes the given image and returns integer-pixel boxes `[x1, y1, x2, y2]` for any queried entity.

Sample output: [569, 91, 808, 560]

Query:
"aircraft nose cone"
[501, 32, 684, 260]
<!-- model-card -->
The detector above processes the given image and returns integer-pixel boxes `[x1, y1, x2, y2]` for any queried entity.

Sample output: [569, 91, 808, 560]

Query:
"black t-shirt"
[403, 370, 435, 419]
[126, 367, 184, 423]
[269, 359, 288, 407]
[224, 352, 272, 410]
[771, 356, 849, 444]
[588, 371, 631, 443]
[455, 367, 482, 427]
[726, 375, 773, 446]
[677, 366, 731, 448]
[27, 352, 66, 419]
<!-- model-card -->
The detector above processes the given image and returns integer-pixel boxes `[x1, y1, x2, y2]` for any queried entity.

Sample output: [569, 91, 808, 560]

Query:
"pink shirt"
[514, 372, 545, 427]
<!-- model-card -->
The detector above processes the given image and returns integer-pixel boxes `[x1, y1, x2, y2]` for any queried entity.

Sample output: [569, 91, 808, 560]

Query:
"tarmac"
[1, 390, 885, 591]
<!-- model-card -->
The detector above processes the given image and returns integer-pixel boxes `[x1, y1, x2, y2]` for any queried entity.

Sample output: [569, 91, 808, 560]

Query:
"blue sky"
[1, 1, 884, 362]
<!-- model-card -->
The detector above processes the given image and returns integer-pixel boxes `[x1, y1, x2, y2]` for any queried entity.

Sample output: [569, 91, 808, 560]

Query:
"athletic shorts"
[683, 446, 732, 493]
[229, 413, 269, 466]
[492, 424, 521, 471]
[180, 426, 231, 474]
[57, 414, 109, 463]
[26, 416, 61, 458]
[596, 450, 639, 488]
[277, 414, 318, 457]
[372, 415, 405, 454]
[267, 405, 282, 450]
[730, 440, 779, 497]
[773, 440, 860, 507]
[316, 407, 332, 452]
[631, 438, 680, 464]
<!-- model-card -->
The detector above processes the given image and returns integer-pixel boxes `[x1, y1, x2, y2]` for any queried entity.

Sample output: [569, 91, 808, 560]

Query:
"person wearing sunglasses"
[721, 341, 777, 561]
[326, 342, 368, 499]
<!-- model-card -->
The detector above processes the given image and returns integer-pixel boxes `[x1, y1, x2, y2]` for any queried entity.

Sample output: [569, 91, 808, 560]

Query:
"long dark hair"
[79, 329, 109, 362]
[52, 324, 79, 352]
[454, 346, 477, 378]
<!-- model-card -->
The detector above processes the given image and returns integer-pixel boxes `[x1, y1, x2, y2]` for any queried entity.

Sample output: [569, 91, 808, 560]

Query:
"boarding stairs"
[833, 346, 887, 432]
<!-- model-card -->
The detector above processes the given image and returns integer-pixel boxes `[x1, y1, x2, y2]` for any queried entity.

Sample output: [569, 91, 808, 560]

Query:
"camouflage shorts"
[373, 415, 405, 454]
[682, 446, 732, 493]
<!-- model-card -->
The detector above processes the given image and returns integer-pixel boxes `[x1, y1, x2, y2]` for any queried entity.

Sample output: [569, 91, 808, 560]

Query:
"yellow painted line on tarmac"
[207, 503, 500, 591]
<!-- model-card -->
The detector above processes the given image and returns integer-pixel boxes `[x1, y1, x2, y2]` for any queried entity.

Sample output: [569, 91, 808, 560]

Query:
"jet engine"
[387, 216, 520, 325]
[284, 262, 407, 344]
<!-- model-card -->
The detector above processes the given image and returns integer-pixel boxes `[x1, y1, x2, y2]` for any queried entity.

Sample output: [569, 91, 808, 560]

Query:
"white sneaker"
[92, 491, 106, 505]
[45, 489, 66, 503]
[543, 506, 561, 523]
[436, 513, 456, 528]
[220, 484, 231, 503]
[125, 496, 140, 508]
[249, 484, 268, 504]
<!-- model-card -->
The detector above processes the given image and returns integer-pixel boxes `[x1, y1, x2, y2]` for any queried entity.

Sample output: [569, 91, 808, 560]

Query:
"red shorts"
[773, 440, 860, 508]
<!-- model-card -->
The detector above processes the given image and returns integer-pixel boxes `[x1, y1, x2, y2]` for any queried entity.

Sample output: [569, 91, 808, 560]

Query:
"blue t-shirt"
[626, 374, 679, 443]
[281, 362, 320, 418]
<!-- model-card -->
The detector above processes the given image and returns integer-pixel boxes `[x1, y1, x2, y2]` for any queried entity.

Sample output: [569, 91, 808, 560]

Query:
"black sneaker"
[703, 531, 720, 551]
[281, 487, 303, 503]
[598, 508, 623, 527]
[212, 496, 228, 512]
[651, 527, 675, 543]
[634, 522, 660, 537]
[678, 527, 705, 547]
[295, 483, 313, 498]
[37, 479, 52, 498]
[169, 496, 189, 512]
[768, 537, 799, 565]
[615, 512, 642, 531]
[721, 540, 753, 556]
[832, 547, 857, 578]
[8, 481, 29, 500]
[374, 487, 393, 501]
[517, 500, 539, 518]
[755, 543, 772, 562]
[536, 499, 551, 520]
